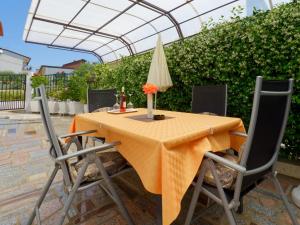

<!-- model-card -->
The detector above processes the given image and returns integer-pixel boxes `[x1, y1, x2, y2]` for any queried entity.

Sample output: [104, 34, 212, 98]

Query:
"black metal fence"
[0, 73, 27, 110]
[44, 73, 73, 94]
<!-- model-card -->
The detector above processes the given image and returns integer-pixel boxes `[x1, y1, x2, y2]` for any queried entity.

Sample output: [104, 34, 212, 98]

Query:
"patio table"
[69, 108, 245, 225]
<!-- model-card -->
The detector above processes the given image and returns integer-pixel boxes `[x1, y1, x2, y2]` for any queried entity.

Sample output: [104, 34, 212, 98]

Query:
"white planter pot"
[48, 101, 59, 114]
[58, 101, 69, 115]
[68, 101, 83, 115]
[292, 185, 300, 208]
[84, 104, 89, 113]
[30, 100, 40, 113]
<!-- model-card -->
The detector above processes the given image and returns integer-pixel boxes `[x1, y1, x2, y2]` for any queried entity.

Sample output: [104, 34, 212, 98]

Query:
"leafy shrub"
[76, 2, 299, 160]
[31, 75, 49, 88]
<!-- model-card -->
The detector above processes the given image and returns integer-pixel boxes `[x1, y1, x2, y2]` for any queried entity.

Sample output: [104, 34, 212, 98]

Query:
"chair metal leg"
[153, 195, 162, 225]
[208, 160, 236, 225]
[271, 174, 299, 225]
[236, 196, 243, 214]
[57, 159, 89, 225]
[27, 165, 60, 225]
[84, 136, 89, 148]
[94, 155, 135, 225]
[184, 161, 208, 225]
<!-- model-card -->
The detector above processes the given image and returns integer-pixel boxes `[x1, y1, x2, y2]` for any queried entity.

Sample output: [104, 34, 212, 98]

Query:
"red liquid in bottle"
[120, 87, 126, 112]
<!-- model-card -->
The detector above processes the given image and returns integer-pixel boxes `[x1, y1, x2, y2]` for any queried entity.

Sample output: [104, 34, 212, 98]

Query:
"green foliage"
[0, 90, 24, 101]
[73, 2, 299, 160]
[64, 75, 86, 102]
[31, 75, 49, 88]
[0, 72, 27, 90]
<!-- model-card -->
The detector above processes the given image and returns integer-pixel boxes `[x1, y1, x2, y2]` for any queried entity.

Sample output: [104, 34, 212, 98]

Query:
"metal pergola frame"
[24, 0, 265, 63]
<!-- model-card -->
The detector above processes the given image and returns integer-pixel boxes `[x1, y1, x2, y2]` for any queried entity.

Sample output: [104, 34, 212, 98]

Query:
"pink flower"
[143, 83, 158, 94]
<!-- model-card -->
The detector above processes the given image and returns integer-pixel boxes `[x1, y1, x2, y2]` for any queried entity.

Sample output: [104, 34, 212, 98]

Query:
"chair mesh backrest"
[241, 78, 292, 191]
[192, 85, 227, 116]
[37, 85, 72, 186]
[88, 89, 116, 112]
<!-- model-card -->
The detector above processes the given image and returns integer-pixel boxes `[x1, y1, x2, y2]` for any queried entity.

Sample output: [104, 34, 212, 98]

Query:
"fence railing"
[0, 73, 27, 110]
[44, 73, 74, 94]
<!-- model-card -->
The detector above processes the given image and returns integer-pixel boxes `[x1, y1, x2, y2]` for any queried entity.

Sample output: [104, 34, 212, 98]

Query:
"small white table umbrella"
[147, 34, 173, 109]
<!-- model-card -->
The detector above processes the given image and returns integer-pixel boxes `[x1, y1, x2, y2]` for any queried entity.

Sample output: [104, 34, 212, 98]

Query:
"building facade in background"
[0, 48, 30, 73]
[36, 59, 86, 75]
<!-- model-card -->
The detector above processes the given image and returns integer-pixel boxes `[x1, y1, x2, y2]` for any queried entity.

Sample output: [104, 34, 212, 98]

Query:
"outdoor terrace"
[0, 111, 299, 225]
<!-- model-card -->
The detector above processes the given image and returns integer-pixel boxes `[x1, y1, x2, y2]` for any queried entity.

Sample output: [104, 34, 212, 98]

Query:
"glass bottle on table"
[113, 93, 120, 110]
[120, 86, 126, 112]
[127, 93, 134, 109]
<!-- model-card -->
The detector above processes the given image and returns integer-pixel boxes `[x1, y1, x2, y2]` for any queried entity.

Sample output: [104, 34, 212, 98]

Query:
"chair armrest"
[230, 131, 248, 138]
[205, 151, 246, 173]
[55, 141, 121, 162]
[59, 130, 97, 139]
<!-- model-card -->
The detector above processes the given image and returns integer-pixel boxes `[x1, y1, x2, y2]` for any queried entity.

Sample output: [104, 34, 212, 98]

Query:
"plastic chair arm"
[55, 141, 121, 162]
[59, 130, 97, 139]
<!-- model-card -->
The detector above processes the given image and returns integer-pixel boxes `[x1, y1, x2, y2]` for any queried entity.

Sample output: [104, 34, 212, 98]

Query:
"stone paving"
[0, 110, 300, 225]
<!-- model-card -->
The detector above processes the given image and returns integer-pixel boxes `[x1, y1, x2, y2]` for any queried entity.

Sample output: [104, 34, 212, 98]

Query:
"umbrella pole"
[154, 92, 157, 110]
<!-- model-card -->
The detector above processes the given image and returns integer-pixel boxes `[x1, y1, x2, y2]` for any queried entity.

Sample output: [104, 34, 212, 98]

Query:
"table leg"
[78, 136, 82, 146]
[78, 136, 83, 160]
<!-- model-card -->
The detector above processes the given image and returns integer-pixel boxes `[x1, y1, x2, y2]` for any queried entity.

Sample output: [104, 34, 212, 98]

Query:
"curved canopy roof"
[23, 0, 282, 63]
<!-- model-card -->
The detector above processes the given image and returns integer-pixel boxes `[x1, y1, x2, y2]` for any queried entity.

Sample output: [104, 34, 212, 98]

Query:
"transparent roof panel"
[31, 20, 63, 36]
[150, 17, 174, 32]
[71, 3, 120, 30]
[102, 53, 118, 62]
[144, 0, 186, 11]
[171, 4, 198, 23]
[27, 31, 57, 44]
[95, 46, 116, 58]
[23, 0, 291, 63]
[91, 0, 131, 11]
[127, 4, 160, 21]
[54, 29, 90, 47]
[102, 13, 146, 36]
[180, 18, 202, 37]
[36, 0, 85, 23]
[126, 24, 158, 43]
[77, 35, 113, 51]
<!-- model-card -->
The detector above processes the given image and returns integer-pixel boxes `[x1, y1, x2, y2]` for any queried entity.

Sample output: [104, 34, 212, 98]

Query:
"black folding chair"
[185, 76, 298, 225]
[27, 85, 134, 225]
[85, 89, 116, 147]
[192, 85, 227, 116]
[88, 89, 116, 113]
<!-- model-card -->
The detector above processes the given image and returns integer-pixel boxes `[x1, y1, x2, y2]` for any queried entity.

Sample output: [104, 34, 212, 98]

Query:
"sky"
[0, 0, 291, 72]
[0, 0, 97, 72]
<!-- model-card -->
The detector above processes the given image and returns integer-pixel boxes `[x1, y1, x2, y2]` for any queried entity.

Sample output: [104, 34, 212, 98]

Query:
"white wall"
[0, 50, 25, 73]
[44, 67, 74, 75]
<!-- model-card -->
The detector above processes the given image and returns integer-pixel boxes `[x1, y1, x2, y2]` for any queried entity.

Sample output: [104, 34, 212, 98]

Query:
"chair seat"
[68, 150, 127, 184]
[203, 152, 239, 190]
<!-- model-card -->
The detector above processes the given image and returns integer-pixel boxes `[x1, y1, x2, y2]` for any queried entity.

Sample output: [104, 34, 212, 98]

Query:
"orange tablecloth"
[70, 108, 245, 225]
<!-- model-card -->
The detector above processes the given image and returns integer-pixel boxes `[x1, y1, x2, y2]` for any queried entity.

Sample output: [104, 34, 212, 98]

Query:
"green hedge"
[75, 2, 299, 160]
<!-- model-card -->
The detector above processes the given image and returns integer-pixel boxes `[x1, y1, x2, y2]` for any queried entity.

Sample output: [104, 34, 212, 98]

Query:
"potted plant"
[56, 89, 69, 115]
[47, 91, 59, 114]
[66, 75, 84, 115]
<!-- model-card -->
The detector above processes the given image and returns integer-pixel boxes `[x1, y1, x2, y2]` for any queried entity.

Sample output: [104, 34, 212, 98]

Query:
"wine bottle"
[120, 86, 126, 112]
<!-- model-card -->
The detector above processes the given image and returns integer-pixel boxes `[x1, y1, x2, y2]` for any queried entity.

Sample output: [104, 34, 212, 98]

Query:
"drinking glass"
[113, 94, 120, 110]
[127, 93, 134, 109]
